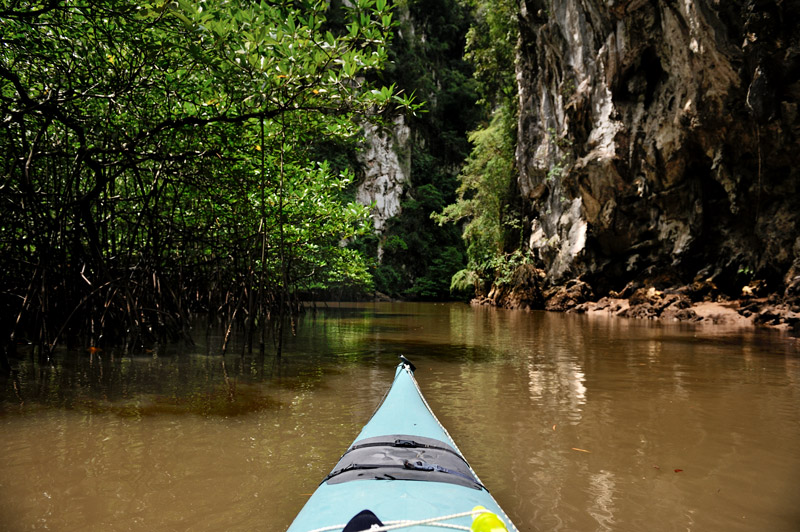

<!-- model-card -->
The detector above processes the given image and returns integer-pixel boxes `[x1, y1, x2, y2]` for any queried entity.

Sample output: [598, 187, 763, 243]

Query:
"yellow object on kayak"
[471, 505, 509, 531]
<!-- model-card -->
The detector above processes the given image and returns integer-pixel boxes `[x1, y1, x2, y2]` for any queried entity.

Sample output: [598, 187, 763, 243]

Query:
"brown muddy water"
[1, 302, 799, 532]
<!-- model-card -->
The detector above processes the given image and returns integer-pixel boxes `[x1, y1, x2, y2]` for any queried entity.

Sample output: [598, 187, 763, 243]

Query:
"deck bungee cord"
[303, 506, 505, 532]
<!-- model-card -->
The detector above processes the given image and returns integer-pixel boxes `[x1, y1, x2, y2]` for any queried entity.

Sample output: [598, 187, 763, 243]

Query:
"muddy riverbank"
[471, 266, 800, 335]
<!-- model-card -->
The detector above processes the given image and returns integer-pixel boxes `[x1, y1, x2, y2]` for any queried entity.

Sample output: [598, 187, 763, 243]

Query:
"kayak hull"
[286, 362, 517, 531]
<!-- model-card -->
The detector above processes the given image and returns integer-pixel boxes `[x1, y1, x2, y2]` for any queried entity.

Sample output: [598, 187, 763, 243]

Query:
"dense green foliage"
[356, 0, 480, 299]
[462, 0, 517, 109]
[434, 103, 519, 290]
[0, 0, 416, 352]
[434, 0, 522, 296]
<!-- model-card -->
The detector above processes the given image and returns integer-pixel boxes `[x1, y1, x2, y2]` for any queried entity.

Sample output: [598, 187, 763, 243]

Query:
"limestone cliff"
[515, 0, 800, 299]
[356, 116, 411, 236]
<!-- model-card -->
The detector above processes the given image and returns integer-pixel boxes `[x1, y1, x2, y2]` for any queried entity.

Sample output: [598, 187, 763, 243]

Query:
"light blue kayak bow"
[286, 357, 517, 532]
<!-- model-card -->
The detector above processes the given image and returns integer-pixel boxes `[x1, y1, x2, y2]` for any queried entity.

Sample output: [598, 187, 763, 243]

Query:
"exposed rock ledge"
[576, 295, 795, 331]
[472, 267, 800, 335]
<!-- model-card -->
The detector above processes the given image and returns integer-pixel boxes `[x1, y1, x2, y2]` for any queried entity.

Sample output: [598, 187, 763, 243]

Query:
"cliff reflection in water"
[1, 302, 799, 532]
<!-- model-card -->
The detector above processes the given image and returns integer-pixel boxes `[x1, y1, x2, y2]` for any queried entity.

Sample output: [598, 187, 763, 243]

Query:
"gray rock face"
[515, 0, 800, 295]
[356, 116, 411, 236]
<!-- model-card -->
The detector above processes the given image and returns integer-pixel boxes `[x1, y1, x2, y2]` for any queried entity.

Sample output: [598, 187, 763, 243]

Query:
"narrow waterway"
[2, 302, 799, 531]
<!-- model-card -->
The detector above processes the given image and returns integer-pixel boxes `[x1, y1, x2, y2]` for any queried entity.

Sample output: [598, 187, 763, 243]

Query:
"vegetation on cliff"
[433, 0, 523, 298]
[353, 0, 481, 300]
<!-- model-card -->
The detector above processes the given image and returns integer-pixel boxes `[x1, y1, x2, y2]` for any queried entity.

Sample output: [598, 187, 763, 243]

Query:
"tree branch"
[0, 0, 63, 20]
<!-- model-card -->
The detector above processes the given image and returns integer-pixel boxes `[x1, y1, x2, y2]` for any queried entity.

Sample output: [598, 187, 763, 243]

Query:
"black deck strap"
[343, 509, 383, 532]
[323, 463, 486, 490]
[349, 438, 470, 465]
[402, 459, 484, 486]
[323, 434, 485, 491]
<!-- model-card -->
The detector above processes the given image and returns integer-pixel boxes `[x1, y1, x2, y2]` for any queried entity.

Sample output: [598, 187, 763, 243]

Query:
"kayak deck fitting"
[286, 357, 518, 531]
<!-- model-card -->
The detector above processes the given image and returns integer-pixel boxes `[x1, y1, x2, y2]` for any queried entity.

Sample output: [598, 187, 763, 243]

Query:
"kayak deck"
[285, 360, 517, 531]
